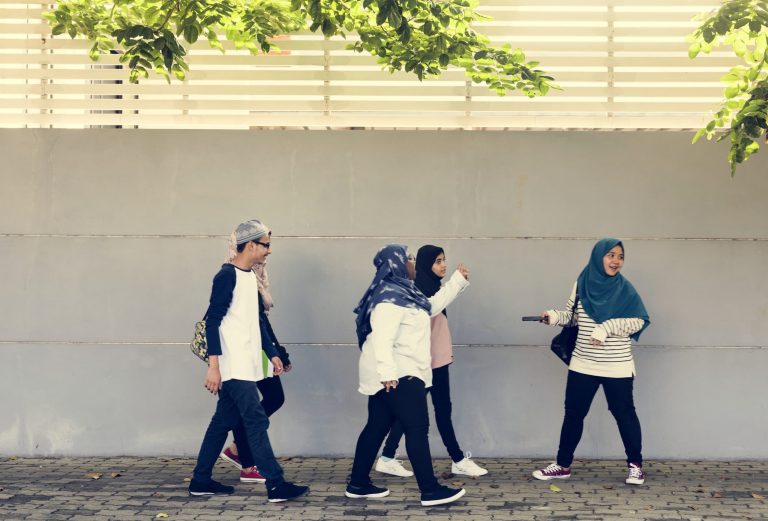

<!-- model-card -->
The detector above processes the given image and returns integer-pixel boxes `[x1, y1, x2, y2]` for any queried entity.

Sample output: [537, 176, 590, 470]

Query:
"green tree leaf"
[689, 0, 768, 174]
[44, 0, 556, 100]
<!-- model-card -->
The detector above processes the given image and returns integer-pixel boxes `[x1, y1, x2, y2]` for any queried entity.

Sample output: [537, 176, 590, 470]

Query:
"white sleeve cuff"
[591, 325, 608, 343]
[449, 269, 470, 289]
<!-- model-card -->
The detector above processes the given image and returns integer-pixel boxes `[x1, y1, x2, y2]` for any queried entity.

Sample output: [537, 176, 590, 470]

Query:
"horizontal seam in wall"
[1, 234, 767, 242]
[0, 341, 765, 350]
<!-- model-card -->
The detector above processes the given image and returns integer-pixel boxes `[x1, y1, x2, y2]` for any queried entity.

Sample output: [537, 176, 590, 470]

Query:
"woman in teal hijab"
[532, 238, 651, 486]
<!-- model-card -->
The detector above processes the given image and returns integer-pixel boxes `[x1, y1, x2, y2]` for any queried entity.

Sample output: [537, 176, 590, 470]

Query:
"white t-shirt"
[218, 268, 269, 382]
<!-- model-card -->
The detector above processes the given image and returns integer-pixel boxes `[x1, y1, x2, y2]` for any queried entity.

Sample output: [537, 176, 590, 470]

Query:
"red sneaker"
[532, 463, 571, 480]
[240, 466, 266, 483]
[219, 447, 242, 470]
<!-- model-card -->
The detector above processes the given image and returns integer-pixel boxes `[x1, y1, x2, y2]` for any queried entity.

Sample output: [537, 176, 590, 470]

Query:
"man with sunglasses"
[188, 219, 309, 503]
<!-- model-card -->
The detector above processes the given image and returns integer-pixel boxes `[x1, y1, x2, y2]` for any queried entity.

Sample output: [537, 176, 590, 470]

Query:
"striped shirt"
[547, 282, 646, 378]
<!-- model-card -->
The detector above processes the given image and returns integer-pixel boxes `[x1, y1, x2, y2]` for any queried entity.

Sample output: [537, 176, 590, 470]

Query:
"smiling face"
[248, 231, 272, 264]
[602, 244, 624, 276]
[431, 252, 447, 278]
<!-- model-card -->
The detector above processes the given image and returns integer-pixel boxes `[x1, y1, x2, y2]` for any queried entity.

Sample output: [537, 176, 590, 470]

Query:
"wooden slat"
[0, 53, 737, 68]
[0, 83, 725, 98]
[0, 112, 713, 129]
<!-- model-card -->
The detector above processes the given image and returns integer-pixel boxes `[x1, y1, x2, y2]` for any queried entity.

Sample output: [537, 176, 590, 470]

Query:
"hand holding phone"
[522, 316, 543, 322]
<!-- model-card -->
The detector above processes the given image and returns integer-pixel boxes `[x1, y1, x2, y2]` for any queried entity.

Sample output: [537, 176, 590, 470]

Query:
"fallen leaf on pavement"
[549, 484, 561, 492]
[86, 473, 102, 480]
[155, 514, 169, 519]
[711, 491, 723, 498]
[440, 471, 453, 480]
[183, 477, 192, 482]
[110, 472, 122, 478]
[451, 481, 465, 487]
[603, 485, 614, 490]
[278, 457, 293, 462]
[751, 492, 767, 500]
[489, 484, 500, 489]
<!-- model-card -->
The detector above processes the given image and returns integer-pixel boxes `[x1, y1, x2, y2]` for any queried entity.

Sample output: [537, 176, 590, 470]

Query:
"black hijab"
[414, 245, 446, 316]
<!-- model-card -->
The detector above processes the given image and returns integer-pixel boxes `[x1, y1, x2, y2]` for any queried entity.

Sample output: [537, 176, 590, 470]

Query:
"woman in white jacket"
[346, 244, 470, 507]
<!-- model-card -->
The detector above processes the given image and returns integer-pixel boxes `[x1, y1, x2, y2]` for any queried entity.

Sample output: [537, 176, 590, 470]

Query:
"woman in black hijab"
[375, 245, 488, 479]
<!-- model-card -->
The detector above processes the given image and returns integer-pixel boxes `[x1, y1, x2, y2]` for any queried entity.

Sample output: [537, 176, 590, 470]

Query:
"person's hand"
[382, 380, 398, 392]
[457, 263, 470, 281]
[271, 356, 284, 376]
[540, 312, 550, 325]
[590, 338, 604, 346]
[204, 365, 222, 395]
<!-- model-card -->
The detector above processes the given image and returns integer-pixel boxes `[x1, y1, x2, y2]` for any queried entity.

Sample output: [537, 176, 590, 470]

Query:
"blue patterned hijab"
[353, 244, 431, 348]
[576, 238, 651, 341]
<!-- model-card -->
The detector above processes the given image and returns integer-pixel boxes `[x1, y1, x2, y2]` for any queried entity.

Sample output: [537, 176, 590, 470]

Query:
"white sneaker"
[375, 455, 414, 477]
[625, 463, 645, 485]
[451, 452, 488, 477]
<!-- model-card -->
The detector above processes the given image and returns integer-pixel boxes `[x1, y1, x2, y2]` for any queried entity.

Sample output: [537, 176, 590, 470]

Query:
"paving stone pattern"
[0, 458, 766, 520]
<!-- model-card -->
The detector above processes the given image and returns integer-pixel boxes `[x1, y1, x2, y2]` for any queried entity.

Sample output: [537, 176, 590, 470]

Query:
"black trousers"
[556, 370, 643, 468]
[349, 376, 441, 493]
[192, 379, 284, 487]
[382, 364, 464, 463]
[232, 375, 285, 468]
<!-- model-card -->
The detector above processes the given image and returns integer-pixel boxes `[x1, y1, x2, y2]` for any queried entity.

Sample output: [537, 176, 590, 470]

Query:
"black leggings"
[556, 370, 642, 468]
[381, 364, 464, 463]
[232, 375, 285, 468]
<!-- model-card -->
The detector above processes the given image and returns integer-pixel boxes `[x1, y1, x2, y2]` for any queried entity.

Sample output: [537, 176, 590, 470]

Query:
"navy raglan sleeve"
[257, 294, 280, 359]
[264, 313, 290, 366]
[259, 317, 280, 360]
[205, 266, 236, 357]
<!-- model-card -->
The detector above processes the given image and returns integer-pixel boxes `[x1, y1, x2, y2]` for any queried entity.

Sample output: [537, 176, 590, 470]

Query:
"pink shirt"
[430, 313, 453, 369]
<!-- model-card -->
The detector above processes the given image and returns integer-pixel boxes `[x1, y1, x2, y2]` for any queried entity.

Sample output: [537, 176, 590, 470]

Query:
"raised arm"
[428, 267, 470, 317]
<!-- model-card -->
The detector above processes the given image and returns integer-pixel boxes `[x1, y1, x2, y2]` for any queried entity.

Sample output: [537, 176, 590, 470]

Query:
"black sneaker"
[345, 482, 390, 499]
[188, 479, 235, 496]
[267, 482, 310, 503]
[420, 485, 466, 506]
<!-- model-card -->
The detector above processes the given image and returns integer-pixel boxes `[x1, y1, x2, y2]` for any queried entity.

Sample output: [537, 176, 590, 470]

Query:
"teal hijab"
[576, 238, 650, 341]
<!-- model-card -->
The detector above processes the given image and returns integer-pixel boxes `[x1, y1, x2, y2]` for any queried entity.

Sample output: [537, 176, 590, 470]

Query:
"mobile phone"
[522, 316, 542, 322]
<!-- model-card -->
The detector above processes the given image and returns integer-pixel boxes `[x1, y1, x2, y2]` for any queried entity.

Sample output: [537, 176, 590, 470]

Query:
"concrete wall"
[1, 129, 767, 459]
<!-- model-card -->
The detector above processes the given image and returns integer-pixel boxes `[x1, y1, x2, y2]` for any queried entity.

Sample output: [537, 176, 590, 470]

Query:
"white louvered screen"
[1, 1, 729, 129]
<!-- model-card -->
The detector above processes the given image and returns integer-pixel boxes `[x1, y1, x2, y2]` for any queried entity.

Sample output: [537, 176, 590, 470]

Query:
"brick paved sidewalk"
[1, 457, 766, 520]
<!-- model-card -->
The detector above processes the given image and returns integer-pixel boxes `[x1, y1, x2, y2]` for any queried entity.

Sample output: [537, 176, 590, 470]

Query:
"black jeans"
[192, 379, 284, 488]
[556, 370, 643, 468]
[382, 365, 464, 463]
[232, 376, 285, 468]
[349, 376, 441, 493]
